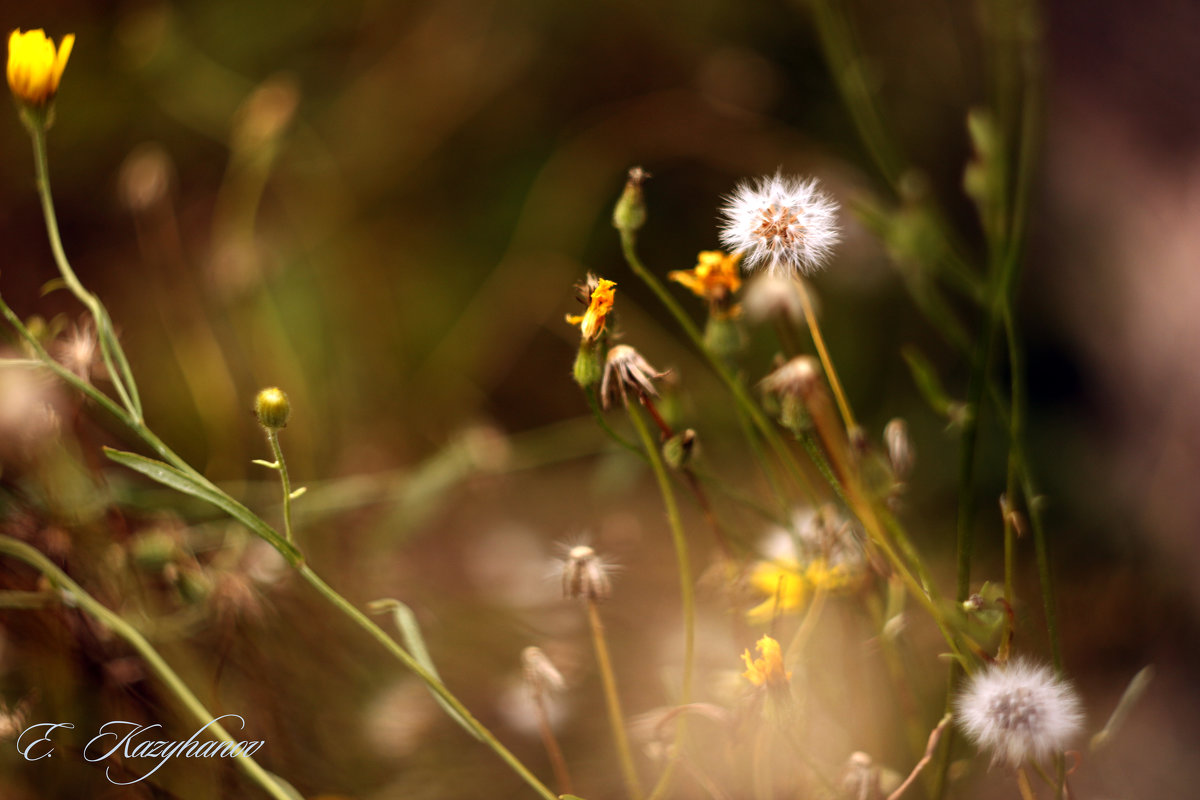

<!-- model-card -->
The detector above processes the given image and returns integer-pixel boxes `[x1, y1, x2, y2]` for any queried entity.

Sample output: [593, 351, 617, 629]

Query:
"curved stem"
[29, 126, 142, 421]
[0, 536, 293, 800]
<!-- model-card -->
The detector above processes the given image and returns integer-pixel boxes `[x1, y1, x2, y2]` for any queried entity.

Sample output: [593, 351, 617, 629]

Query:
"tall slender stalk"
[28, 125, 142, 421]
[626, 400, 696, 800]
[586, 598, 644, 800]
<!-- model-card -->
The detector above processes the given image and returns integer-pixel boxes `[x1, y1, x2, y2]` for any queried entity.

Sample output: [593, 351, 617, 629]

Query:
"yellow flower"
[566, 277, 617, 342]
[746, 559, 809, 624]
[669, 251, 742, 316]
[7, 29, 74, 107]
[745, 557, 860, 624]
[741, 635, 791, 688]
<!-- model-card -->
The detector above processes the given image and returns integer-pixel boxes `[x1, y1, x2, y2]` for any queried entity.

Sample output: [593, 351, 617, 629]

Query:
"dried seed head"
[719, 173, 840, 277]
[600, 344, 669, 409]
[883, 418, 915, 479]
[760, 355, 821, 398]
[521, 646, 566, 697]
[560, 544, 612, 602]
[955, 660, 1083, 767]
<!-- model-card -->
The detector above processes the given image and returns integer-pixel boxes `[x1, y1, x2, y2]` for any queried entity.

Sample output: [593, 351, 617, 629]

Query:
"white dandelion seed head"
[955, 660, 1083, 767]
[719, 172, 840, 277]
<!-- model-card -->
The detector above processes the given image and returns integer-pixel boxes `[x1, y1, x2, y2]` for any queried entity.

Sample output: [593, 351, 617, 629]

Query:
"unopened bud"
[521, 646, 566, 697]
[662, 429, 697, 469]
[572, 344, 603, 389]
[612, 166, 648, 233]
[254, 387, 291, 429]
[883, 418, 915, 479]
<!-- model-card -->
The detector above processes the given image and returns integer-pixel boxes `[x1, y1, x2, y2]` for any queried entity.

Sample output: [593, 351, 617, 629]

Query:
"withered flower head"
[560, 543, 613, 602]
[566, 274, 617, 343]
[600, 344, 669, 409]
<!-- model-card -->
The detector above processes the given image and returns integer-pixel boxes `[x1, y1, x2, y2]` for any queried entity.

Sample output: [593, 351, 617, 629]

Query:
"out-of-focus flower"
[669, 250, 742, 318]
[522, 646, 566, 697]
[7, 29, 74, 107]
[53, 320, 100, 382]
[600, 344, 669, 409]
[747, 505, 866, 623]
[719, 173, 839, 277]
[760, 355, 822, 399]
[884, 418, 915, 479]
[741, 635, 791, 689]
[955, 660, 1083, 767]
[742, 273, 807, 324]
[566, 275, 617, 343]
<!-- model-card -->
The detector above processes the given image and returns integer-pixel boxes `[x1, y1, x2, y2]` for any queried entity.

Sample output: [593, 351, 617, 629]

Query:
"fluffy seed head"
[560, 544, 612, 602]
[719, 173, 840, 277]
[955, 660, 1083, 767]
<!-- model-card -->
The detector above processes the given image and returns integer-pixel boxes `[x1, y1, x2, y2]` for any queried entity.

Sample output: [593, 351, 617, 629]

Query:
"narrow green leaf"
[104, 448, 302, 565]
[369, 598, 481, 740]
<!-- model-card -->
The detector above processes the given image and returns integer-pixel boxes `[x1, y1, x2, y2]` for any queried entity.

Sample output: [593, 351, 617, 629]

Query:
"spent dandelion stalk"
[522, 646, 573, 795]
[561, 544, 643, 800]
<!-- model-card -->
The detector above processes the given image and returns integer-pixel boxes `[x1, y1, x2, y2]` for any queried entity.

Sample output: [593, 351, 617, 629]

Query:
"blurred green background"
[1, 1, 1198, 798]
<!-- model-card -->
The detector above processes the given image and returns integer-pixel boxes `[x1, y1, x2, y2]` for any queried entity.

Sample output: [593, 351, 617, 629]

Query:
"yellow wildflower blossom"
[669, 250, 742, 318]
[741, 635, 791, 688]
[746, 557, 860, 624]
[566, 277, 617, 342]
[7, 29, 74, 107]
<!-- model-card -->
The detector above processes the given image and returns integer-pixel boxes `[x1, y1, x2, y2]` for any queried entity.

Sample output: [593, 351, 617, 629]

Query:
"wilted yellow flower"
[669, 251, 742, 318]
[741, 635, 791, 688]
[7, 29, 74, 107]
[566, 277, 617, 342]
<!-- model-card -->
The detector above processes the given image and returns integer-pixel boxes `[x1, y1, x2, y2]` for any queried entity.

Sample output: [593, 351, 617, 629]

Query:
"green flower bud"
[573, 343, 603, 389]
[254, 387, 291, 429]
[612, 166, 648, 233]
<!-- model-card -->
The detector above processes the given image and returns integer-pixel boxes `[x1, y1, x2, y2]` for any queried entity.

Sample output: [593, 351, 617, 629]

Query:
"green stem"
[796, 280, 858, 438]
[618, 229, 816, 502]
[29, 125, 142, 421]
[627, 401, 695, 800]
[265, 429, 295, 543]
[0, 535, 294, 800]
[0, 307, 553, 800]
